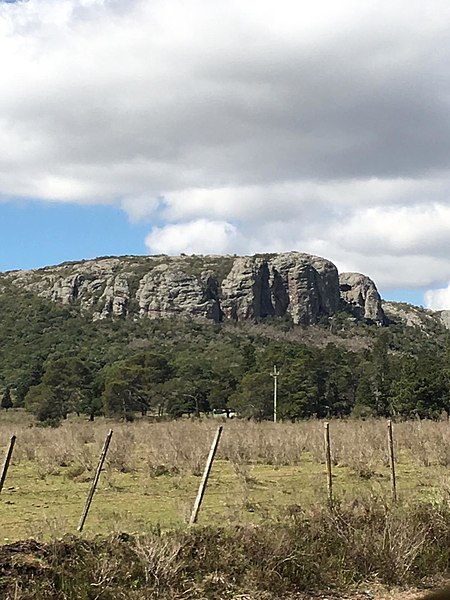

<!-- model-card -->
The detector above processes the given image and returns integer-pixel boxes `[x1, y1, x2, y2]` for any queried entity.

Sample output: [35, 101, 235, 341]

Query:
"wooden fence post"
[387, 420, 397, 502]
[189, 426, 223, 526]
[0, 435, 16, 495]
[324, 422, 333, 503]
[78, 429, 113, 533]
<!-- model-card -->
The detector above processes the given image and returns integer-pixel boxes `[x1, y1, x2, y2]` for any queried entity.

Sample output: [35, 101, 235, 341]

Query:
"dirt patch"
[0, 539, 49, 575]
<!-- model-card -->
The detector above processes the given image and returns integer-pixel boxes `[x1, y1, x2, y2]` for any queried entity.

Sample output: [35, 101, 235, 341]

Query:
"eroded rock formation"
[339, 272, 386, 324]
[1, 252, 385, 326]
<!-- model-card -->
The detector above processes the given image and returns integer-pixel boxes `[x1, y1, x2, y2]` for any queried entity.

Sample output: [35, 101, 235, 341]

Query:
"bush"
[2, 500, 450, 598]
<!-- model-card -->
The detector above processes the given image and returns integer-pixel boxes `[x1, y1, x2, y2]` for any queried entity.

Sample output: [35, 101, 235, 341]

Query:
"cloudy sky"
[1, 0, 450, 308]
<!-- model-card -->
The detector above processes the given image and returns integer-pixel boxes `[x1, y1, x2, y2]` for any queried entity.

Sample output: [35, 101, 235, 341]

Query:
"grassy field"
[2, 414, 450, 543]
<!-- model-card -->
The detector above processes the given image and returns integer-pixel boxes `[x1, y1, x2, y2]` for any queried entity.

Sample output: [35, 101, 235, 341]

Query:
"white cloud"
[2, 1, 450, 291]
[145, 220, 243, 256]
[120, 196, 160, 224]
[424, 284, 450, 311]
[330, 203, 450, 256]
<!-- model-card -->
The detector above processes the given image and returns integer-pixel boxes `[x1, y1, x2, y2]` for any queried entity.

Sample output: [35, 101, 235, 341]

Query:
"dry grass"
[3, 416, 450, 473]
[2, 500, 450, 598]
[2, 414, 450, 543]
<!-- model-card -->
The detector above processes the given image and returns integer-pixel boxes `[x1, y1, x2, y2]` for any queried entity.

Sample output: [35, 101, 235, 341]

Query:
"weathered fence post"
[324, 422, 333, 503]
[78, 429, 113, 532]
[0, 435, 16, 495]
[387, 419, 397, 502]
[189, 426, 223, 526]
[271, 365, 280, 423]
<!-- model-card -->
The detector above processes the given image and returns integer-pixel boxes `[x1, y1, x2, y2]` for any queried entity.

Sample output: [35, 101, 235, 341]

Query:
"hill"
[0, 252, 449, 423]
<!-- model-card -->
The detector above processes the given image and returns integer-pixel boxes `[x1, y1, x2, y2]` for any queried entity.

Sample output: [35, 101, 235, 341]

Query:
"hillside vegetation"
[0, 275, 449, 422]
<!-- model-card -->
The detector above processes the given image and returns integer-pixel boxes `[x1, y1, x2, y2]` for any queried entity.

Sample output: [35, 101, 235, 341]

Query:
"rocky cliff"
[339, 272, 387, 324]
[0, 252, 386, 326]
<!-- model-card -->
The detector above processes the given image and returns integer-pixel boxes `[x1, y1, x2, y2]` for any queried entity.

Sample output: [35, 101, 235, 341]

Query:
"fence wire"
[2, 421, 447, 541]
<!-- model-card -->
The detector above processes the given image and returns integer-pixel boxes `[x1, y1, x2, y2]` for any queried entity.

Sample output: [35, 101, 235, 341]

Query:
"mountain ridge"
[0, 251, 385, 327]
[1, 252, 450, 421]
[1, 251, 448, 334]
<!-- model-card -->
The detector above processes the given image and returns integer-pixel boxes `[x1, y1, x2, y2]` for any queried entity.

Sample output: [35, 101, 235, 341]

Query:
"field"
[2, 414, 450, 542]
[4, 414, 450, 598]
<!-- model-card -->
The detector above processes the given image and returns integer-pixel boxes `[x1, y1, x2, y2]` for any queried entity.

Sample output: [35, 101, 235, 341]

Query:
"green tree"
[165, 383, 198, 418]
[370, 331, 393, 416]
[353, 372, 376, 417]
[24, 356, 95, 421]
[25, 384, 61, 423]
[232, 372, 273, 420]
[172, 351, 214, 416]
[315, 345, 357, 417]
[281, 360, 319, 419]
[14, 356, 44, 407]
[101, 352, 174, 417]
[1, 387, 13, 410]
[102, 380, 133, 419]
[389, 356, 449, 419]
[40, 357, 95, 418]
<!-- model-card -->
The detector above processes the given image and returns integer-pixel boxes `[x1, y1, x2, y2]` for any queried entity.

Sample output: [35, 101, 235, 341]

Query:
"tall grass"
[3, 415, 450, 597]
[2, 499, 450, 599]
[3, 416, 450, 476]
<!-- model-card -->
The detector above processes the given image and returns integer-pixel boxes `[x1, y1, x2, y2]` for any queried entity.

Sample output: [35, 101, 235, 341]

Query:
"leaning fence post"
[78, 429, 113, 533]
[387, 419, 397, 502]
[324, 422, 333, 503]
[0, 435, 16, 495]
[189, 426, 223, 526]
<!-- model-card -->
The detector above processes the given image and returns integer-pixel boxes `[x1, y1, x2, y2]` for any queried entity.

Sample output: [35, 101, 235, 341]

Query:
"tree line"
[1, 332, 449, 423]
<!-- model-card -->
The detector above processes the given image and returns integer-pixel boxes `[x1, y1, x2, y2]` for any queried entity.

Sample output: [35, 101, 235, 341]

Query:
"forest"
[0, 286, 449, 424]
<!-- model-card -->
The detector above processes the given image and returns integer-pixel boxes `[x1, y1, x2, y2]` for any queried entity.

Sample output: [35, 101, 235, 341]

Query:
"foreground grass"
[3, 416, 450, 541]
[3, 456, 450, 543]
[2, 500, 450, 599]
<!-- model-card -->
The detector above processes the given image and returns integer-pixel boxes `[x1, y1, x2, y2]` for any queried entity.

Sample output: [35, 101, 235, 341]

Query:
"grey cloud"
[4, 1, 450, 188]
[3, 0, 450, 297]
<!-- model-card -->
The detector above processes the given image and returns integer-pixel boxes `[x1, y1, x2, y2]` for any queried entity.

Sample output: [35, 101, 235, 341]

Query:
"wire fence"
[1, 420, 450, 541]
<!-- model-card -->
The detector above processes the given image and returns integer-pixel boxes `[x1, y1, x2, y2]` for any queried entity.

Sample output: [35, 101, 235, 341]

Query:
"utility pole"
[271, 365, 280, 423]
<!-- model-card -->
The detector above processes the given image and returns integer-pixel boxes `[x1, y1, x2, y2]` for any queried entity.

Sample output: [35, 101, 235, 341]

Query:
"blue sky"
[0, 202, 149, 272]
[2, 0, 450, 309]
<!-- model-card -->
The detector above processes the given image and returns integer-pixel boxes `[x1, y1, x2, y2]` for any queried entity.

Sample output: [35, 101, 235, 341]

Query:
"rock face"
[220, 253, 340, 325]
[136, 265, 222, 322]
[339, 272, 386, 324]
[1, 252, 384, 326]
[439, 310, 450, 330]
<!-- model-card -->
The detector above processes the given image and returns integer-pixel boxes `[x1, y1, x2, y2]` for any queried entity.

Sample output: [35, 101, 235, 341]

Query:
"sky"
[1, 1, 450, 308]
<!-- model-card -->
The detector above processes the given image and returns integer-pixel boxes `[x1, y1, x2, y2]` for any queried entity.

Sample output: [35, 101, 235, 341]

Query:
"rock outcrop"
[382, 301, 450, 332]
[1, 252, 384, 326]
[135, 265, 222, 322]
[339, 272, 386, 324]
[220, 253, 340, 325]
[439, 310, 450, 330]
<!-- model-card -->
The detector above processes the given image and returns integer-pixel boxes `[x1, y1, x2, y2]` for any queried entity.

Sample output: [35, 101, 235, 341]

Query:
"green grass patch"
[2, 451, 450, 543]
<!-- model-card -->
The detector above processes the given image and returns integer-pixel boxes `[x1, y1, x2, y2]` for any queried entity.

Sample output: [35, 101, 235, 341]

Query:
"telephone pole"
[271, 365, 280, 423]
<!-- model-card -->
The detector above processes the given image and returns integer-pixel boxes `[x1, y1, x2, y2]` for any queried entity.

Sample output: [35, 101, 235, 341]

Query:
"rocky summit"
[339, 272, 386, 323]
[1, 252, 387, 326]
